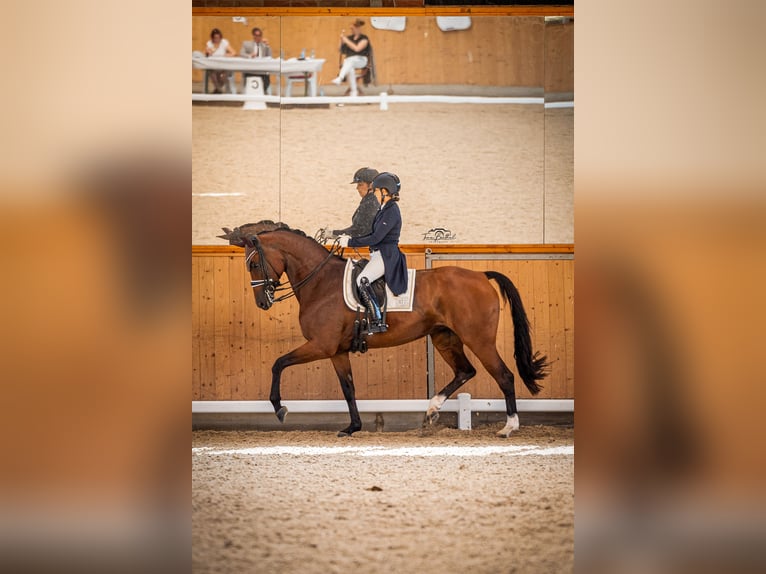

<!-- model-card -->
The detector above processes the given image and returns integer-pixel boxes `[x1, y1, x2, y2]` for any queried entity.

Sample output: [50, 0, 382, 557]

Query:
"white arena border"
[193, 444, 574, 457]
[193, 396, 573, 431]
[191, 92, 573, 110]
[193, 398, 572, 413]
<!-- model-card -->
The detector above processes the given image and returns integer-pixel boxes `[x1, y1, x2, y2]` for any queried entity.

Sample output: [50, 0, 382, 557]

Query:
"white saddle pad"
[343, 259, 416, 312]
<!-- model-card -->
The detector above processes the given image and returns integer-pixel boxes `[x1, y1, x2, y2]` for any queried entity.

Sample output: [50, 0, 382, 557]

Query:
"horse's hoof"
[424, 410, 440, 425]
[496, 429, 512, 438]
[337, 425, 360, 437]
[276, 406, 288, 423]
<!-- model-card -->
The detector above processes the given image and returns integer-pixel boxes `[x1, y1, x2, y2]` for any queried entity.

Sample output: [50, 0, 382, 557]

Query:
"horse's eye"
[250, 262, 259, 270]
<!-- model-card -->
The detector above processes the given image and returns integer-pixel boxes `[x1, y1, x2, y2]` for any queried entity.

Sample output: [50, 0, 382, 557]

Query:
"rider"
[327, 167, 379, 238]
[338, 172, 407, 334]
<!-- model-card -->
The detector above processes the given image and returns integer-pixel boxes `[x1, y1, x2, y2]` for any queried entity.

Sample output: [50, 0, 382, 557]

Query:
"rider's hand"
[338, 235, 350, 248]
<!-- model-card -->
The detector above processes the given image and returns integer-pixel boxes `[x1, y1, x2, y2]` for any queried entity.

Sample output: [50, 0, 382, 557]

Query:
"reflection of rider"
[331, 167, 379, 237]
[338, 172, 407, 334]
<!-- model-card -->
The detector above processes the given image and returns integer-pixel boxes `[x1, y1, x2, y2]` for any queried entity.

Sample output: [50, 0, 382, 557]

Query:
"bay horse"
[219, 221, 549, 437]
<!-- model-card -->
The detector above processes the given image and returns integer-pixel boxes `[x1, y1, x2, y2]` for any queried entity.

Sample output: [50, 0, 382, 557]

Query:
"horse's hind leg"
[467, 342, 520, 437]
[425, 327, 477, 425]
[466, 334, 519, 438]
[330, 353, 362, 437]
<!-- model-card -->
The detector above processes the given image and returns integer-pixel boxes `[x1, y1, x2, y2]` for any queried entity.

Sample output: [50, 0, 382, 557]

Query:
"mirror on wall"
[193, 15, 572, 246]
[543, 15, 574, 244]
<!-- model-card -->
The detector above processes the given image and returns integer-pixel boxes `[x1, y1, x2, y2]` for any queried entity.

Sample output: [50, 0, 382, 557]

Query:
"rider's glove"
[338, 235, 351, 248]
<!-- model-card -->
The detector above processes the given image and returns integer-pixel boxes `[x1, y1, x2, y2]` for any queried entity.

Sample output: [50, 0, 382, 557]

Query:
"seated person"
[205, 28, 235, 93]
[331, 19, 371, 97]
[240, 27, 272, 93]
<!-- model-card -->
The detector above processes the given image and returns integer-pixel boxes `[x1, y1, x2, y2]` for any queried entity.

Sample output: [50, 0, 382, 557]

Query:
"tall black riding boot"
[359, 278, 387, 334]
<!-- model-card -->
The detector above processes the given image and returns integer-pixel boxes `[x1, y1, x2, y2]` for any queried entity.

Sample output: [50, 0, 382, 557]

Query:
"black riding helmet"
[372, 172, 401, 196]
[350, 167, 379, 184]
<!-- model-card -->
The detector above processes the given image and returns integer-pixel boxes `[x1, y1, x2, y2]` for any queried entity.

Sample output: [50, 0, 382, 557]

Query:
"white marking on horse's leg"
[426, 394, 447, 417]
[496, 413, 520, 438]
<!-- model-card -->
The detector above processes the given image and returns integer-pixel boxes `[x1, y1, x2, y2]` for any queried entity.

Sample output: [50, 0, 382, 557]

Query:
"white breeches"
[338, 55, 368, 94]
[357, 250, 384, 286]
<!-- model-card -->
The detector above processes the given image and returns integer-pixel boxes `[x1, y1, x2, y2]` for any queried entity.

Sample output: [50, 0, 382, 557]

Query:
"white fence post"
[457, 392, 472, 430]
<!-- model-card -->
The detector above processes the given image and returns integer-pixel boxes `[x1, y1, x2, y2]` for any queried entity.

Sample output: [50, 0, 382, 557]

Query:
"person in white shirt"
[204, 28, 235, 93]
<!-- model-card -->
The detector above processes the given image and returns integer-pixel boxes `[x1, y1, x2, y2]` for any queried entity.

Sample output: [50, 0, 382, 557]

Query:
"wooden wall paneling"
[270, 299, 296, 400]
[530, 261, 552, 398]
[199, 256, 217, 400]
[321, 361, 339, 401]
[347, 353, 367, 400]
[192, 256, 201, 400]
[563, 259, 574, 398]
[379, 346, 398, 400]
[192, 249, 573, 403]
[546, 260, 566, 398]
[214, 256, 232, 400]
[229, 255, 247, 399]
[421, 17, 444, 85]
[243, 263, 263, 400]
[285, 299, 305, 400]
[396, 340, 421, 400]
[544, 21, 574, 93]
[256, 293, 277, 400]
[363, 348, 384, 400]
[403, 254, 427, 399]
[280, 16, 334, 90]
[193, 15, 559, 88]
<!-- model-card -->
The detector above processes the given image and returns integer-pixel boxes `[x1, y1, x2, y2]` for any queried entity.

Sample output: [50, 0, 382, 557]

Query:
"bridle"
[246, 243, 281, 306]
[246, 234, 342, 307]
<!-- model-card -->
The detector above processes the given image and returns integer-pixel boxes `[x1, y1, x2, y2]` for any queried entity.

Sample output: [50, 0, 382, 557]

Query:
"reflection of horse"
[219, 221, 549, 437]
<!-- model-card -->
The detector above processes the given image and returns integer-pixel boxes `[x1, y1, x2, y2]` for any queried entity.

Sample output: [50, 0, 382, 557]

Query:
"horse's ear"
[218, 226, 248, 247]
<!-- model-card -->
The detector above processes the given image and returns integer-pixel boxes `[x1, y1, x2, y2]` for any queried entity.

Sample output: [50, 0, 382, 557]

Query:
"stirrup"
[366, 320, 388, 335]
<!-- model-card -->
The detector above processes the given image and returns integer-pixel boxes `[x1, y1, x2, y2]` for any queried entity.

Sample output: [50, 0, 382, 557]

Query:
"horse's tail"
[484, 271, 549, 395]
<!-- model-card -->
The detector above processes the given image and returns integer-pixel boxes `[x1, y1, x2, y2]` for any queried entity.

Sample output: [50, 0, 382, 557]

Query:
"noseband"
[246, 243, 279, 306]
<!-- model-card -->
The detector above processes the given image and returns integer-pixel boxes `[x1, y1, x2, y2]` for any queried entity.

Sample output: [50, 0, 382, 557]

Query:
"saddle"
[349, 259, 387, 354]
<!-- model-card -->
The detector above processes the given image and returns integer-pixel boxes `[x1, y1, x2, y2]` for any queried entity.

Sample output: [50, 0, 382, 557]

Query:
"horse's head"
[219, 226, 286, 311]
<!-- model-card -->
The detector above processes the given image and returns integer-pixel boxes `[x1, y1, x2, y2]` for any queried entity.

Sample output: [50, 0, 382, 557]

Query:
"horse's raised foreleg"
[425, 328, 477, 426]
[269, 341, 329, 423]
[330, 353, 362, 437]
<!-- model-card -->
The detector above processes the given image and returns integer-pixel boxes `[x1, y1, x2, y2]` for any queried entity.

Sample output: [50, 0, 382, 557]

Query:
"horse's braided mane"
[237, 220, 345, 261]
[240, 220, 309, 238]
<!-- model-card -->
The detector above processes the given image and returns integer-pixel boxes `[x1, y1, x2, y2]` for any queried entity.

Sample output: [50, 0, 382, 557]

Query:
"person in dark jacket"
[328, 167, 379, 238]
[338, 172, 407, 334]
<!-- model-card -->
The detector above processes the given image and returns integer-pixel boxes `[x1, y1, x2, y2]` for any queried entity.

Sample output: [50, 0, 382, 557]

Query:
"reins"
[248, 236, 343, 305]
